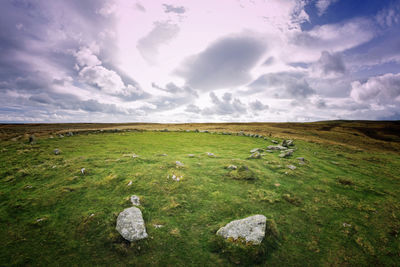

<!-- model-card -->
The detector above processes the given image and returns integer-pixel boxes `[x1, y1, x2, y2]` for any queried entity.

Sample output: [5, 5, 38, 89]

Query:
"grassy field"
[0, 122, 399, 266]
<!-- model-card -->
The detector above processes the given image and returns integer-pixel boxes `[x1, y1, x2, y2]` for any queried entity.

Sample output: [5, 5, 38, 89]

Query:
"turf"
[0, 128, 399, 266]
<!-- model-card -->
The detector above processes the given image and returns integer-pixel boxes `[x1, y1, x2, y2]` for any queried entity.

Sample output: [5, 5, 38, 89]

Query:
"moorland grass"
[0, 130, 399, 266]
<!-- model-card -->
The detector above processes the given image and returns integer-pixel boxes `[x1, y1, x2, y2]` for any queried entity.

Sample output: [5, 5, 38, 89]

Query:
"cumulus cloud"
[185, 104, 201, 113]
[249, 100, 269, 111]
[148, 82, 198, 111]
[313, 51, 346, 77]
[350, 73, 400, 105]
[176, 32, 266, 90]
[249, 72, 315, 99]
[202, 92, 247, 116]
[137, 21, 180, 64]
[163, 4, 186, 14]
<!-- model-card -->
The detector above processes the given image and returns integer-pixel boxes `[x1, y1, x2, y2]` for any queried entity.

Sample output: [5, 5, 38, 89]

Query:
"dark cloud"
[248, 72, 315, 99]
[176, 33, 266, 90]
[162, 4, 186, 14]
[315, 51, 346, 75]
[137, 21, 180, 64]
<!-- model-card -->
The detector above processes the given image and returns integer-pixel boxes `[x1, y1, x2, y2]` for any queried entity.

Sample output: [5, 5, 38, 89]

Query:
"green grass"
[0, 131, 399, 266]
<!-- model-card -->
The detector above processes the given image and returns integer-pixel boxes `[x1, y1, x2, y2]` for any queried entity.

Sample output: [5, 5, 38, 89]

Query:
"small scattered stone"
[250, 148, 263, 153]
[267, 145, 287, 150]
[66, 132, 74, 137]
[297, 157, 305, 161]
[176, 161, 184, 167]
[158, 153, 168, 156]
[127, 180, 133, 186]
[343, 222, 352, 227]
[265, 150, 273, 153]
[216, 215, 267, 245]
[153, 224, 164, 228]
[130, 195, 141, 206]
[279, 149, 293, 158]
[54, 149, 60, 155]
[271, 140, 278, 144]
[206, 152, 216, 157]
[282, 139, 294, 147]
[287, 165, 296, 170]
[249, 151, 262, 159]
[116, 207, 148, 242]
[89, 213, 95, 217]
[24, 185, 33, 189]
[274, 183, 281, 187]
[227, 165, 237, 170]
[132, 153, 139, 158]
[36, 218, 46, 222]
[81, 168, 85, 175]
[58, 134, 64, 138]
[187, 154, 195, 157]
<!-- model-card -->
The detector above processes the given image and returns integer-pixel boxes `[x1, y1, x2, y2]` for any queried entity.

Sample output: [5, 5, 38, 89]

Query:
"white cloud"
[350, 73, 400, 105]
[315, 0, 338, 16]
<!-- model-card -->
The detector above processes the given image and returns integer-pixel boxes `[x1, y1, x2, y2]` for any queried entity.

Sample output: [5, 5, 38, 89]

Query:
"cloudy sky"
[1, 0, 400, 122]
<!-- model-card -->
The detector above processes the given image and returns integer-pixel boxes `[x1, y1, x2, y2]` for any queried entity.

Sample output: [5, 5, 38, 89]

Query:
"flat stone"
[187, 154, 195, 157]
[227, 165, 237, 170]
[176, 161, 184, 167]
[116, 207, 148, 242]
[206, 152, 216, 157]
[267, 145, 287, 151]
[81, 168, 85, 175]
[287, 165, 296, 170]
[249, 151, 262, 159]
[250, 148, 263, 153]
[54, 149, 60, 155]
[216, 215, 266, 245]
[279, 149, 293, 158]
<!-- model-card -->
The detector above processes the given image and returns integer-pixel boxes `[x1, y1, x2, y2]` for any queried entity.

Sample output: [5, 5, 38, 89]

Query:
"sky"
[0, 0, 400, 123]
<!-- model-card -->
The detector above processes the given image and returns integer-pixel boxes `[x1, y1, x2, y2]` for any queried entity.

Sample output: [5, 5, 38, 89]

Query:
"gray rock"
[227, 165, 237, 170]
[238, 131, 244, 136]
[249, 151, 262, 159]
[132, 153, 139, 158]
[271, 140, 278, 144]
[187, 154, 195, 158]
[127, 180, 133, 186]
[250, 148, 263, 153]
[66, 131, 74, 137]
[216, 215, 266, 245]
[54, 149, 60, 155]
[297, 157, 305, 161]
[116, 207, 148, 242]
[287, 165, 296, 170]
[206, 152, 216, 157]
[176, 161, 184, 167]
[81, 168, 85, 175]
[58, 134, 64, 138]
[279, 149, 294, 158]
[282, 139, 294, 147]
[267, 145, 287, 150]
[130, 195, 140, 206]
[158, 153, 168, 156]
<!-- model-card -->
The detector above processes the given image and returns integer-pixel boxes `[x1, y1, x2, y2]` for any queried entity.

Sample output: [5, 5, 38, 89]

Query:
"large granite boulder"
[217, 215, 266, 245]
[116, 207, 148, 242]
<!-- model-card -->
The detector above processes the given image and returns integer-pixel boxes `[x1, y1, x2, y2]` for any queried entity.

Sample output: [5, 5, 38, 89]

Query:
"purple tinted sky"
[0, 0, 400, 122]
